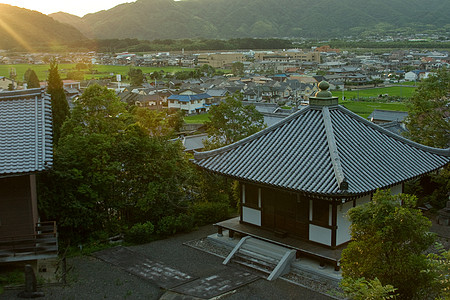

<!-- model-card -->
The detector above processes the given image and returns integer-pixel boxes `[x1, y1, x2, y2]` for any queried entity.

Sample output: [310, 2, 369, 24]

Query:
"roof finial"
[309, 81, 338, 107]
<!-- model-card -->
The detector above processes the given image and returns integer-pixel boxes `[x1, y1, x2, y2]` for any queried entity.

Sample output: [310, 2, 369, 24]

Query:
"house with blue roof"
[168, 88, 212, 114]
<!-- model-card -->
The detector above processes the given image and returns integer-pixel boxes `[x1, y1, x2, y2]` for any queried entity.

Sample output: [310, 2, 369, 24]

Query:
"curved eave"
[194, 106, 312, 160]
[337, 105, 450, 156]
[193, 159, 448, 200]
[193, 104, 450, 196]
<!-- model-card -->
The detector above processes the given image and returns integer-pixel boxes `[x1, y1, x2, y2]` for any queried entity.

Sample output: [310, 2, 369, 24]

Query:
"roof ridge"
[338, 105, 450, 156]
[194, 106, 311, 160]
[322, 107, 348, 191]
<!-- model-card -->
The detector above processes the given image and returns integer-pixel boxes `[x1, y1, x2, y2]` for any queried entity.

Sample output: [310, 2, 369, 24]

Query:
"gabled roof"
[0, 88, 53, 177]
[193, 83, 449, 197]
[368, 109, 408, 122]
[168, 93, 211, 102]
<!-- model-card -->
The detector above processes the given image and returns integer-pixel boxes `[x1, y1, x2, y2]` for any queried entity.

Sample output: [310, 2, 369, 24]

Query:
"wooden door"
[261, 187, 309, 239]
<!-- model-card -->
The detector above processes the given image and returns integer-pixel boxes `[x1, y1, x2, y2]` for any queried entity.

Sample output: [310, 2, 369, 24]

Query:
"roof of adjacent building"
[168, 93, 211, 102]
[0, 88, 53, 177]
[368, 109, 409, 122]
[182, 133, 208, 152]
[193, 82, 449, 197]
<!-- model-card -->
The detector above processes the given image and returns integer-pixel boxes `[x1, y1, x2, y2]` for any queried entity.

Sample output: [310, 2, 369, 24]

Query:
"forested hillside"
[50, 0, 450, 40]
[0, 4, 87, 50]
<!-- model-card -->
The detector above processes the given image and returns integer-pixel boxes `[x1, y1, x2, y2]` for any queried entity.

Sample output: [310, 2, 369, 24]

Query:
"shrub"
[124, 221, 154, 244]
[190, 202, 230, 226]
[156, 214, 195, 237]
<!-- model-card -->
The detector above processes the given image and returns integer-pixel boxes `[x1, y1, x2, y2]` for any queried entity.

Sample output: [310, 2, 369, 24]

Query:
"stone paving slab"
[93, 246, 195, 289]
[170, 269, 259, 299]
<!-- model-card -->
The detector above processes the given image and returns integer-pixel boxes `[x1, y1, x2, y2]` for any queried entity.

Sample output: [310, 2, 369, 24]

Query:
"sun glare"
[0, 0, 136, 17]
[0, 17, 33, 52]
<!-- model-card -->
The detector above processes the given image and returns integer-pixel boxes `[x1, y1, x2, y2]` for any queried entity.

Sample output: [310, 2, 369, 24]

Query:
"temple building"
[193, 81, 450, 270]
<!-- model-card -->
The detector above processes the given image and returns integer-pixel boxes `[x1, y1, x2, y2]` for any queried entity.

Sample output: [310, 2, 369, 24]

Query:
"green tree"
[128, 68, 144, 86]
[340, 277, 397, 300]
[404, 68, 449, 148]
[340, 190, 436, 300]
[24, 68, 40, 88]
[204, 93, 265, 149]
[47, 59, 69, 143]
[231, 62, 244, 76]
[39, 85, 192, 242]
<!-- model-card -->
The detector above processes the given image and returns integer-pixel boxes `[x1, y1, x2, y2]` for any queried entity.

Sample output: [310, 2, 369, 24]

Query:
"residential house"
[206, 89, 230, 103]
[168, 89, 212, 114]
[0, 88, 58, 265]
[193, 82, 449, 270]
[0, 76, 16, 90]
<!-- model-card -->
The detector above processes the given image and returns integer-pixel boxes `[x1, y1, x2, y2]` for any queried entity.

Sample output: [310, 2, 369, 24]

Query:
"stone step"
[238, 248, 279, 265]
[240, 241, 288, 261]
[235, 251, 277, 270]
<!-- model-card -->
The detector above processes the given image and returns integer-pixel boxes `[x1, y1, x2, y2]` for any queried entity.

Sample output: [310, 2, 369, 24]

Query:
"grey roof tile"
[193, 104, 449, 197]
[0, 88, 53, 176]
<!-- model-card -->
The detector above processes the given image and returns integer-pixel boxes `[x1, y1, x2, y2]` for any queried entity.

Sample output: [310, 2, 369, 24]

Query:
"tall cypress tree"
[47, 59, 69, 143]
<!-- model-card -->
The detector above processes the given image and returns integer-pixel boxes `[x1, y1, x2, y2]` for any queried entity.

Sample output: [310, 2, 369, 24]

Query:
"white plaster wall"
[336, 200, 354, 246]
[335, 194, 371, 246]
[309, 225, 331, 246]
[390, 184, 403, 195]
[243, 207, 261, 226]
[356, 194, 371, 206]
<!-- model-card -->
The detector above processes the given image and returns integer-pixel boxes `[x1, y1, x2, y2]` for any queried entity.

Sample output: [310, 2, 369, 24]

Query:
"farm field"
[331, 86, 415, 99]
[339, 100, 408, 119]
[184, 113, 211, 124]
[0, 64, 194, 82]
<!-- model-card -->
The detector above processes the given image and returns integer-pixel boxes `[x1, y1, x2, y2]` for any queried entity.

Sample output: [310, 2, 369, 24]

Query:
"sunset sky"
[1, 0, 136, 17]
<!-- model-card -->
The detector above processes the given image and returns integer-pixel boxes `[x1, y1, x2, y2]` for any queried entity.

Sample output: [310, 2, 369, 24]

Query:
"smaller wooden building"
[0, 88, 57, 263]
[193, 82, 449, 264]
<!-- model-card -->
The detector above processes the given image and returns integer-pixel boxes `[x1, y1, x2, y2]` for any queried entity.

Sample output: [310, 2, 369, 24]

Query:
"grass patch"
[184, 113, 210, 124]
[0, 64, 194, 82]
[332, 86, 415, 99]
[340, 100, 408, 119]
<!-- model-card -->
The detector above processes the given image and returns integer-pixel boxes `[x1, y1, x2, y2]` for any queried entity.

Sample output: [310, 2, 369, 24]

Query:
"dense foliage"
[205, 93, 265, 149]
[38, 85, 239, 245]
[38, 85, 193, 242]
[47, 60, 70, 143]
[340, 190, 437, 300]
[404, 68, 449, 149]
[403, 68, 449, 210]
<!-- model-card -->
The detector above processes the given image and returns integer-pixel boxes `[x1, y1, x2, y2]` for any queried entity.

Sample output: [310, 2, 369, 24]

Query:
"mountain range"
[0, 0, 448, 52]
[50, 0, 449, 40]
[0, 4, 86, 50]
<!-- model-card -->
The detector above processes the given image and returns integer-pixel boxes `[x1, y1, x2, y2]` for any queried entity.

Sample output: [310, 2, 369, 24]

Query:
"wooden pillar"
[331, 200, 337, 249]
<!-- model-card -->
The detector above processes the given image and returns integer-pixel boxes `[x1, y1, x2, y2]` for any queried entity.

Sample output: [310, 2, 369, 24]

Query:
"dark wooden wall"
[0, 175, 34, 238]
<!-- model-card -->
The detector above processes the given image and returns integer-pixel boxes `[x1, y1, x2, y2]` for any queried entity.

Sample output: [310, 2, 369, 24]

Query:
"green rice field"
[339, 100, 408, 119]
[0, 64, 194, 82]
[184, 113, 211, 124]
[332, 86, 415, 99]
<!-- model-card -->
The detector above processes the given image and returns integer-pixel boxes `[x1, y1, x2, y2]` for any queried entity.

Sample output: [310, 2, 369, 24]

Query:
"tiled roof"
[168, 93, 211, 102]
[193, 99, 449, 197]
[0, 88, 53, 177]
[368, 109, 408, 122]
